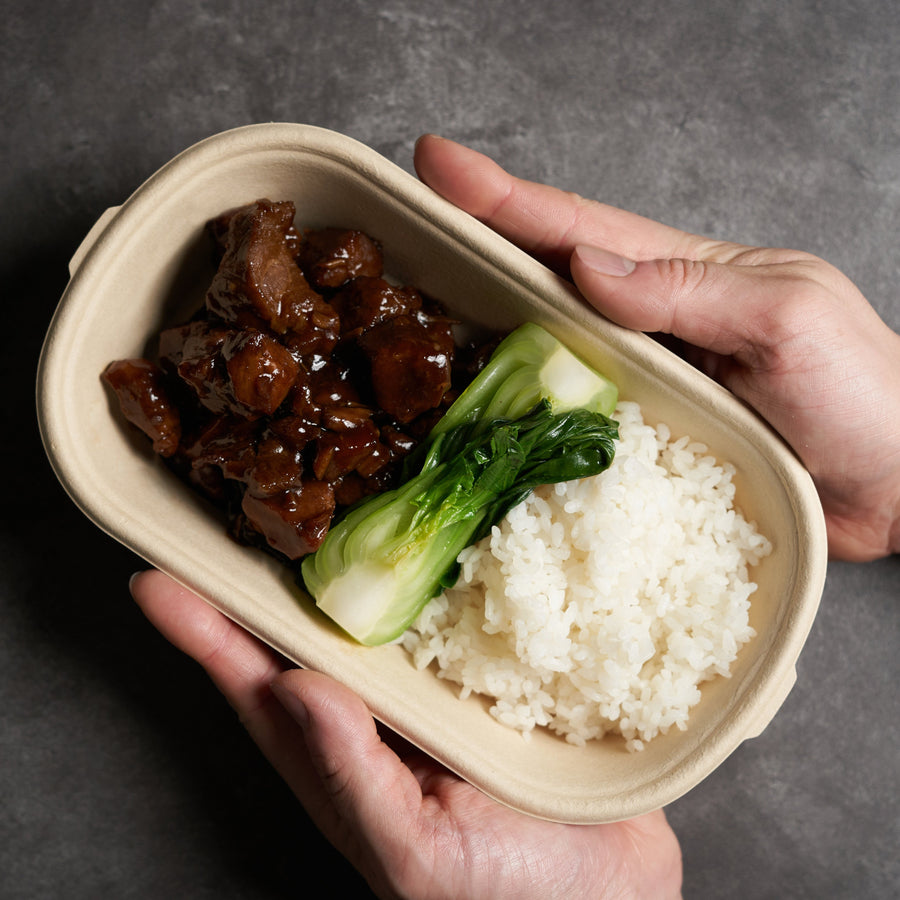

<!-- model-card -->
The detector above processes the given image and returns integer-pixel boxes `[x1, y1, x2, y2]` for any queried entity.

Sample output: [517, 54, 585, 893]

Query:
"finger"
[413, 134, 736, 269]
[270, 669, 428, 885]
[271, 669, 424, 828]
[569, 243, 802, 360]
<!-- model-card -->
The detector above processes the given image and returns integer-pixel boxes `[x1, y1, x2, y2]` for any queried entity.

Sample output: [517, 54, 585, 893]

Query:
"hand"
[413, 135, 900, 561]
[130, 569, 682, 900]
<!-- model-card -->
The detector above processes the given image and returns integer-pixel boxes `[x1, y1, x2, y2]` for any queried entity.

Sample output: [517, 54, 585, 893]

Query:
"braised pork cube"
[296, 227, 383, 290]
[246, 432, 308, 497]
[207, 205, 302, 261]
[312, 417, 391, 483]
[331, 473, 370, 508]
[331, 463, 399, 508]
[241, 479, 336, 559]
[287, 355, 365, 424]
[102, 359, 182, 457]
[160, 320, 230, 415]
[329, 276, 422, 335]
[358, 314, 455, 423]
[159, 319, 228, 371]
[222, 330, 300, 417]
[319, 402, 376, 432]
[167, 320, 300, 419]
[309, 357, 363, 407]
[379, 423, 418, 459]
[266, 414, 322, 453]
[206, 199, 339, 354]
[182, 415, 260, 483]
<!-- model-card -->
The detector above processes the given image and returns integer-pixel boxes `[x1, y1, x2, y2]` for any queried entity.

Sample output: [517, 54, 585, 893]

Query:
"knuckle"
[653, 257, 710, 298]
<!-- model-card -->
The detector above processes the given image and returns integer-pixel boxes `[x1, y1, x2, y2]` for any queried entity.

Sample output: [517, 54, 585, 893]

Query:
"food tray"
[36, 124, 828, 823]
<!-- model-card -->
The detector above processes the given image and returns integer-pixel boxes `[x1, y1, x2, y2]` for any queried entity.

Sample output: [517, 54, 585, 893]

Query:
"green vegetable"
[429, 321, 618, 438]
[300, 323, 619, 646]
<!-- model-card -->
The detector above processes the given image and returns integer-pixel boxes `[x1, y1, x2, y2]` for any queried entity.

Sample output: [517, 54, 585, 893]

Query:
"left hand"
[130, 569, 682, 900]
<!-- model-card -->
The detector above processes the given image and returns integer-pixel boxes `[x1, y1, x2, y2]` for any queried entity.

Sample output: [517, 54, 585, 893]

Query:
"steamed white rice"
[401, 401, 772, 751]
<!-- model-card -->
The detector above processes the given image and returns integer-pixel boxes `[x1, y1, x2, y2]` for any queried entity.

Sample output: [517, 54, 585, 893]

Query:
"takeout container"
[36, 124, 828, 824]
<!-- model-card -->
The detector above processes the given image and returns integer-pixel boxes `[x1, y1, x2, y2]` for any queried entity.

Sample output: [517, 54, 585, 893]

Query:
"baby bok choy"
[300, 322, 619, 645]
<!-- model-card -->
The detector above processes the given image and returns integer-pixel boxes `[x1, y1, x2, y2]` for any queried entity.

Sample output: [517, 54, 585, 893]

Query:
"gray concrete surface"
[3, 1, 898, 897]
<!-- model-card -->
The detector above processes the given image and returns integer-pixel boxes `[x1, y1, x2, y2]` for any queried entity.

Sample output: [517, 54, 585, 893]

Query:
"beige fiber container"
[37, 124, 828, 824]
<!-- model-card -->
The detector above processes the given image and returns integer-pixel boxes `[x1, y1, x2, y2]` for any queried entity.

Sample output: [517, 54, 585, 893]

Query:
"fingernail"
[574, 244, 636, 276]
[128, 570, 146, 593]
[270, 679, 309, 729]
[415, 132, 445, 148]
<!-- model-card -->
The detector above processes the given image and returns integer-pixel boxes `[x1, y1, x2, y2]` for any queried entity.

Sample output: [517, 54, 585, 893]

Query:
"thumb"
[270, 669, 421, 855]
[570, 243, 787, 358]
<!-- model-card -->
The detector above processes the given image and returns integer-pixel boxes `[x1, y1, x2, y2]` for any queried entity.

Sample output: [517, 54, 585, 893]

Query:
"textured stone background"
[3, 1, 898, 897]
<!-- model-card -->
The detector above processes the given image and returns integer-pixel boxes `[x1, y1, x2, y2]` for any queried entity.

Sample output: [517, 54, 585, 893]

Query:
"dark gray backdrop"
[3, 1, 898, 897]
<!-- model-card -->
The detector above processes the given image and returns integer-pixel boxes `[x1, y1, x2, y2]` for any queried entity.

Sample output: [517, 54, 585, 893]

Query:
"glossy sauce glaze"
[103, 199, 498, 560]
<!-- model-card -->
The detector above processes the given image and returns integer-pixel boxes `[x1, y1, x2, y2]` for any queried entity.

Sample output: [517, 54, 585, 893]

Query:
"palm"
[348, 743, 678, 900]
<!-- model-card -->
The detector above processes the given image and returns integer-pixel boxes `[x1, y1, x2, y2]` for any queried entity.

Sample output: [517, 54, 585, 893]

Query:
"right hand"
[414, 135, 900, 561]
